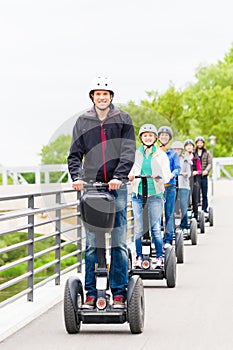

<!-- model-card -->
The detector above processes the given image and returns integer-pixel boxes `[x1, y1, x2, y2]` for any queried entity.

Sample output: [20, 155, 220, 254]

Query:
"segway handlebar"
[79, 179, 129, 191]
[135, 175, 162, 180]
[82, 181, 109, 191]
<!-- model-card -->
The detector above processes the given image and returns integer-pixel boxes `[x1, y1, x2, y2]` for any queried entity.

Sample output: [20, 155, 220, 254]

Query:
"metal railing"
[0, 186, 134, 307]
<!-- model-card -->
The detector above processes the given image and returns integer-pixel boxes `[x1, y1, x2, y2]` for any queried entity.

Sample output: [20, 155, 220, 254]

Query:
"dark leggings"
[192, 176, 201, 219]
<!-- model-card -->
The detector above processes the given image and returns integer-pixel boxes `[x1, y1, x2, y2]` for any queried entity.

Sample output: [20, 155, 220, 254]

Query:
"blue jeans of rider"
[164, 185, 176, 244]
[84, 184, 128, 300]
[132, 194, 164, 258]
[179, 188, 190, 230]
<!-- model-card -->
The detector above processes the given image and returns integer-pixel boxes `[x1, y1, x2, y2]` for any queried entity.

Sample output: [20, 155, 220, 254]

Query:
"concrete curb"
[0, 270, 84, 343]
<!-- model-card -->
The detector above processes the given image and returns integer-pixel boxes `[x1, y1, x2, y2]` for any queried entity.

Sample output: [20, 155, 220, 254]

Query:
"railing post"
[28, 195, 35, 301]
[55, 193, 61, 285]
[77, 191, 82, 273]
[35, 170, 41, 185]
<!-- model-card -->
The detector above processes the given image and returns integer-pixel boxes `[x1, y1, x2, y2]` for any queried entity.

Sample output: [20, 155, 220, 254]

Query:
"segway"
[186, 208, 198, 245]
[63, 182, 145, 334]
[173, 186, 185, 263]
[174, 191, 198, 247]
[198, 192, 214, 227]
[205, 206, 214, 226]
[198, 207, 205, 233]
[161, 183, 184, 263]
[129, 175, 176, 288]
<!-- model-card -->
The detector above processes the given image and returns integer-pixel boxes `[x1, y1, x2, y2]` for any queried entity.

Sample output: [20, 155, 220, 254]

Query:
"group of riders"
[68, 77, 212, 309]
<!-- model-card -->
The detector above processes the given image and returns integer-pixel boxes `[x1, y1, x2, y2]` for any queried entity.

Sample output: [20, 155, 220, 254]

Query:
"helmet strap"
[158, 139, 169, 148]
[141, 139, 155, 149]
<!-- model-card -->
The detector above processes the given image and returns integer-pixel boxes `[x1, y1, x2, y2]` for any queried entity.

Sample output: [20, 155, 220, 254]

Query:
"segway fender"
[67, 276, 83, 312]
[127, 275, 140, 304]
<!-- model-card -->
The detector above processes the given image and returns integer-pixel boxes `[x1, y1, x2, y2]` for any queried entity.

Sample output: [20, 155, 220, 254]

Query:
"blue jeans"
[84, 184, 128, 299]
[179, 188, 190, 230]
[164, 185, 176, 244]
[132, 194, 164, 258]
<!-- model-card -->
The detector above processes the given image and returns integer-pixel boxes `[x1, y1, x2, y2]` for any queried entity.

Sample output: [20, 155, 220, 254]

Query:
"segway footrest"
[79, 309, 127, 324]
[130, 268, 164, 280]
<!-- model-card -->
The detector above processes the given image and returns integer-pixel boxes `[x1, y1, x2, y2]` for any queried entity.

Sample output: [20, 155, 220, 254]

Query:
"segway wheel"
[164, 246, 176, 288]
[199, 210, 205, 233]
[64, 278, 83, 334]
[190, 218, 198, 245]
[128, 277, 145, 334]
[175, 229, 184, 264]
[208, 207, 214, 226]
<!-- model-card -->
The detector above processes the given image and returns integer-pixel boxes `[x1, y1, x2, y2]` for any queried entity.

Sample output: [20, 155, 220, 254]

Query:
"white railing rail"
[212, 157, 233, 180]
[0, 165, 72, 185]
[0, 158, 232, 186]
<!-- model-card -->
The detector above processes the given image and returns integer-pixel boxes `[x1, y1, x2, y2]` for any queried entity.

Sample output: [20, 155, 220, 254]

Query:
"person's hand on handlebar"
[128, 175, 135, 182]
[108, 178, 122, 190]
[72, 179, 85, 191]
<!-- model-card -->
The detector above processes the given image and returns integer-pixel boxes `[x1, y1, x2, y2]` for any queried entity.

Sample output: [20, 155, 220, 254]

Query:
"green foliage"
[0, 232, 78, 279]
[20, 173, 35, 184]
[40, 134, 72, 165]
[38, 44, 233, 160]
[123, 44, 233, 157]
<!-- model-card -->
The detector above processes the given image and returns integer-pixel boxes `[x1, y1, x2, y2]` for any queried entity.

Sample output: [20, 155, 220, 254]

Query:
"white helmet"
[171, 141, 184, 149]
[139, 124, 158, 137]
[89, 76, 114, 100]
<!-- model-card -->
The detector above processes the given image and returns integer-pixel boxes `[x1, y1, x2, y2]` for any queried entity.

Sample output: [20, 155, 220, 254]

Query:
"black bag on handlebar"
[80, 190, 116, 233]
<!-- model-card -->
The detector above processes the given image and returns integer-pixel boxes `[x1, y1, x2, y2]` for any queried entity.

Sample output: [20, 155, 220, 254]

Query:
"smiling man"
[68, 76, 136, 309]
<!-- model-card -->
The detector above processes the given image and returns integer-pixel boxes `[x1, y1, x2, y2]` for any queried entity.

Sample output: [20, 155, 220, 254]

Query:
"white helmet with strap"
[138, 124, 158, 137]
[89, 76, 114, 100]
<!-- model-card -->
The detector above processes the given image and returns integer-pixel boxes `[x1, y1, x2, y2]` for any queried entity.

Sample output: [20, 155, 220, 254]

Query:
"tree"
[40, 134, 72, 164]
[123, 44, 233, 156]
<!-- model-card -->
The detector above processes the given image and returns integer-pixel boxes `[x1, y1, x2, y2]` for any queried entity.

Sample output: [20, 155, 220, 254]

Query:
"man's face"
[196, 141, 204, 149]
[92, 90, 112, 110]
[159, 132, 170, 145]
[141, 132, 157, 146]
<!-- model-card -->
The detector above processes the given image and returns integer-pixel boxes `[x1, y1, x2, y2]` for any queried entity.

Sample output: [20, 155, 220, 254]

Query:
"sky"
[0, 0, 233, 167]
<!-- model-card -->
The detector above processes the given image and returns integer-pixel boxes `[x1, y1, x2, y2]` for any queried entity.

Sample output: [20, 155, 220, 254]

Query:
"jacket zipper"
[100, 112, 121, 183]
[100, 122, 107, 182]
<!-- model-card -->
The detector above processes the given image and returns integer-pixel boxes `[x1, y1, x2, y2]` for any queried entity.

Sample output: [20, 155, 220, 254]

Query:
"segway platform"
[130, 267, 164, 280]
[64, 182, 145, 334]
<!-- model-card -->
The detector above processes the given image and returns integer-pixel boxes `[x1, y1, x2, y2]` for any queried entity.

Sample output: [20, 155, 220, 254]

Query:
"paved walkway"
[0, 179, 232, 348]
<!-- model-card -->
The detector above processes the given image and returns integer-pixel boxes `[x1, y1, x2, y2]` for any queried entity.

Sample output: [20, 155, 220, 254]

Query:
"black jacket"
[68, 104, 136, 182]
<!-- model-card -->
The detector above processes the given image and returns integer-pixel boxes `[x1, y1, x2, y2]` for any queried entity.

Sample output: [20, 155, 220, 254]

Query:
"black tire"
[165, 246, 176, 288]
[190, 218, 198, 245]
[175, 230, 184, 264]
[64, 279, 82, 334]
[128, 277, 145, 334]
[209, 207, 214, 226]
[199, 210, 205, 233]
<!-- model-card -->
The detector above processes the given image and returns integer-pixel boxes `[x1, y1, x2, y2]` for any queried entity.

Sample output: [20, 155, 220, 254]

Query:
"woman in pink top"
[184, 139, 202, 220]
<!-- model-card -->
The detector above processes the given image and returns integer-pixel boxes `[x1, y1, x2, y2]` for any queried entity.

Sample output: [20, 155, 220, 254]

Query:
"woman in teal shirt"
[128, 124, 171, 268]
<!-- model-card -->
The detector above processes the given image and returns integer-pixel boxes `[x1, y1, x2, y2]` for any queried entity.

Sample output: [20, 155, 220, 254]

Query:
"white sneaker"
[134, 256, 142, 268]
[156, 257, 163, 267]
[164, 243, 171, 249]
